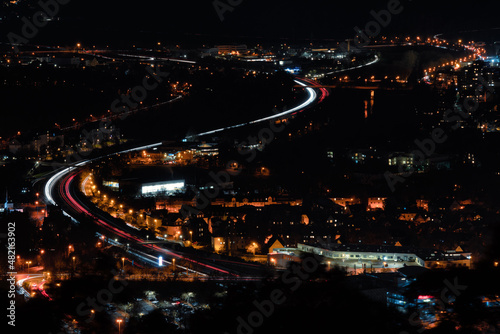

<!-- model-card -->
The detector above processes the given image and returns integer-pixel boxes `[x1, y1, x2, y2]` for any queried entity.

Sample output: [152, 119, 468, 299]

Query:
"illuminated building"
[141, 180, 185, 196]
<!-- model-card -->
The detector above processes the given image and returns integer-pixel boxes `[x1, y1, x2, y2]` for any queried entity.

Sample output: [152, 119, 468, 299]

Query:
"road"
[43, 75, 326, 278]
[52, 169, 266, 277]
[184, 76, 328, 139]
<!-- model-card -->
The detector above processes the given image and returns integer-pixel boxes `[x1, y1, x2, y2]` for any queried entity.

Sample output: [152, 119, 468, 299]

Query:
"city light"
[8, 5, 499, 331]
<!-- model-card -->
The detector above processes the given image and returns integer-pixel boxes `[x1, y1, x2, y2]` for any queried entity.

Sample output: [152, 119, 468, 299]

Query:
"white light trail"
[44, 143, 163, 205]
[325, 55, 379, 75]
[187, 79, 317, 139]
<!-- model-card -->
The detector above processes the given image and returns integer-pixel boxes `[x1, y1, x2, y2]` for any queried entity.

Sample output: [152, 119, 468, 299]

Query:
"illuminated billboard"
[141, 180, 185, 196]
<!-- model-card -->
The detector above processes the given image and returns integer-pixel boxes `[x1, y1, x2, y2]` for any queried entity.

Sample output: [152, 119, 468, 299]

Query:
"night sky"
[2, 0, 500, 46]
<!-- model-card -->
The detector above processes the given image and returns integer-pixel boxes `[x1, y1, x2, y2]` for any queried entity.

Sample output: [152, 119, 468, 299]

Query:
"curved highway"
[58, 170, 254, 276]
[186, 77, 329, 139]
[43, 76, 327, 277]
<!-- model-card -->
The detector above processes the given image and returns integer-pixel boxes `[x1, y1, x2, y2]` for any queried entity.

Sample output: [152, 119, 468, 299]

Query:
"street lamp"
[172, 258, 176, 271]
[189, 231, 193, 242]
[116, 318, 123, 334]
[26, 261, 32, 275]
[72, 256, 76, 272]
[121, 257, 125, 273]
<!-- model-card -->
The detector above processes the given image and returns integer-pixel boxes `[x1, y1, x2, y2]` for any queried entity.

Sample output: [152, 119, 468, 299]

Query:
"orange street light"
[117, 318, 123, 333]
[26, 261, 32, 274]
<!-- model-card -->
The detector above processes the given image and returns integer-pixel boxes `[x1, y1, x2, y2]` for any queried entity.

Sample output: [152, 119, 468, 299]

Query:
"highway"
[184, 76, 328, 140]
[324, 54, 380, 75]
[51, 169, 266, 277]
[43, 75, 326, 278]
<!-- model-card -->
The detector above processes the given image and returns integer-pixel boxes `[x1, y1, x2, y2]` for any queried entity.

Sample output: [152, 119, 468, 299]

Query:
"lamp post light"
[189, 231, 193, 242]
[121, 257, 125, 273]
[26, 261, 32, 275]
[72, 256, 76, 272]
[172, 258, 176, 272]
[116, 318, 123, 334]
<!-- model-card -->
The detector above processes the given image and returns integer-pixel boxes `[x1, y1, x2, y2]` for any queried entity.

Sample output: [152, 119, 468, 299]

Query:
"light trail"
[324, 55, 379, 75]
[116, 53, 197, 64]
[59, 172, 236, 275]
[44, 142, 164, 204]
[185, 78, 322, 139]
[98, 233, 208, 276]
[42, 72, 328, 277]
